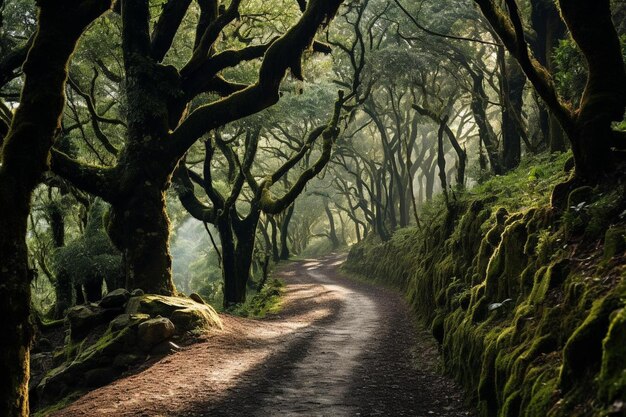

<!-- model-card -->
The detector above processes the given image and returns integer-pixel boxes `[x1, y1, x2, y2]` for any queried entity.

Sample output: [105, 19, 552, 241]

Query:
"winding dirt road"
[52, 254, 474, 417]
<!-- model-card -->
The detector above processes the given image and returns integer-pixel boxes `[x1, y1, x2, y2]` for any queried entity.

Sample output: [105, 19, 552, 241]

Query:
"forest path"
[52, 254, 474, 417]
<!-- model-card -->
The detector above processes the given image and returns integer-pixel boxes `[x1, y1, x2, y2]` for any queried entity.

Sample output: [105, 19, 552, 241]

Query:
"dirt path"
[52, 254, 474, 417]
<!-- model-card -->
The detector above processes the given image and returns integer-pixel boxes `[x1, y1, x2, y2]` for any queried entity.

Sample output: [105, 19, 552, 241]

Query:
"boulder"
[130, 288, 145, 297]
[66, 305, 114, 339]
[37, 322, 139, 402]
[189, 293, 206, 305]
[137, 317, 175, 349]
[109, 313, 150, 332]
[150, 340, 181, 355]
[100, 288, 131, 309]
[170, 307, 214, 333]
[126, 294, 222, 333]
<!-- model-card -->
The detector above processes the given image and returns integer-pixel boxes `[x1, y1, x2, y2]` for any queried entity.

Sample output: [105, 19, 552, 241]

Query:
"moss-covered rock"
[603, 226, 626, 261]
[126, 294, 222, 331]
[137, 317, 175, 349]
[36, 294, 222, 408]
[99, 288, 131, 309]
[66, 305, 119, 340]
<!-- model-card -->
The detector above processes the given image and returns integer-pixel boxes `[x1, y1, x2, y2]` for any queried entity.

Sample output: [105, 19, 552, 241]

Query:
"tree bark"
[219, 211, 260, 307]
[501, 54, 525, 170]
[279, 204, 295, 260]
[0, 1, 110, 415]
[107, 183, 175, 294]
[530, 0, 567, 152]
[324, 201, 341, 249]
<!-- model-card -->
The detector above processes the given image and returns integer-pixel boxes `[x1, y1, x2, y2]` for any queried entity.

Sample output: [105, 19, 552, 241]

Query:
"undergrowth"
[227, 279, 284, 318]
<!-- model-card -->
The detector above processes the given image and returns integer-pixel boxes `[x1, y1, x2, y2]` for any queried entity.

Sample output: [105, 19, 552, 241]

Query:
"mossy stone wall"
[345, 187, 626, 417]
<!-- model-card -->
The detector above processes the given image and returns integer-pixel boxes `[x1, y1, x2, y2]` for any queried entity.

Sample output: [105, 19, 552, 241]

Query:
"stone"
[112, 353, 143, 369]
[137, 317, 175, 349]
[130, 288, 145, 297]
[84, 367, 117, 387]
[66, 305, 111, 339]
[109, 313, 150, 332]
[170, 307, 215, 333]
[100, 288, 131, 309]
[150, 340, 181, 355]
[126, 294, 222, 332]
[189, 293, 206, 304]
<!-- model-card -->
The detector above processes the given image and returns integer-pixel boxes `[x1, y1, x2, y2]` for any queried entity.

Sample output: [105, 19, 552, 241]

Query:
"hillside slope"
[345, 153, 626, 417]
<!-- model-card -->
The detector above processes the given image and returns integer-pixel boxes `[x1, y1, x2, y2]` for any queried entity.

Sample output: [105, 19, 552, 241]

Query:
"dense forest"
[0, 0, 625, 416]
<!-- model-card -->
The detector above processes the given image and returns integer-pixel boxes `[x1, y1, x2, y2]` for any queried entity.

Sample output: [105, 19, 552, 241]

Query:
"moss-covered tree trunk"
[105, 0, 179, 295]
[501, 55, 525, 171]
[107, 181, 175, 294]
[0, 1, 110, 415]
[475, 0, 626, 181]
[557, 0, 626, 179]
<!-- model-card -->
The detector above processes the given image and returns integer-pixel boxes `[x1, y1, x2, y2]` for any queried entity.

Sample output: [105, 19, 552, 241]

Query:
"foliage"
[52, 201, 121, 286]
[468, 152, 571, 212]
[226, 279, 284, 318]
[553, 35, 626, 108]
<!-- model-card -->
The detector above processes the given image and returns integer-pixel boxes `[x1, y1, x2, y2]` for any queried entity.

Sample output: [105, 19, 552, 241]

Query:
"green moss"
[126, 294, 222, 330]
[598, 307, 626, 402]
[344, 151, 626, 417]
[603, 226, 626, 260]
[560, 287, 625, 391]
[228, 279, 284, 318]
[32, 392, 84, 417]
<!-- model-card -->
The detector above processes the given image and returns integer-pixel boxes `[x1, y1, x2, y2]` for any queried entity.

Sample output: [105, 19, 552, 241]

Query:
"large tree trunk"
[107, 183, 175, 294]
[219, 211, 260, 307]
[0, 2, 110, 415]
[558, 0, 626, 179]
[0, 183, 34, 417]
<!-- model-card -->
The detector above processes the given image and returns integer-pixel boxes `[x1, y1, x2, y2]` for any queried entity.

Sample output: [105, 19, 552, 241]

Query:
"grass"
[226, 278, 284, 318]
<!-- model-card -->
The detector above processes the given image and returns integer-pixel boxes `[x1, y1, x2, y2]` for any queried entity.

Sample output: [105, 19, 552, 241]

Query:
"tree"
[0, 1, 112, 415]
[51, 0, 346, 295]
[175, 94, 344, 306]
[473, 0, 626, 183]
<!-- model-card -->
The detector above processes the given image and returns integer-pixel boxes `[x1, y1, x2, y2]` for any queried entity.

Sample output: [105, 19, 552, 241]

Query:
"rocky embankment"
[31, 288, 222, 411]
